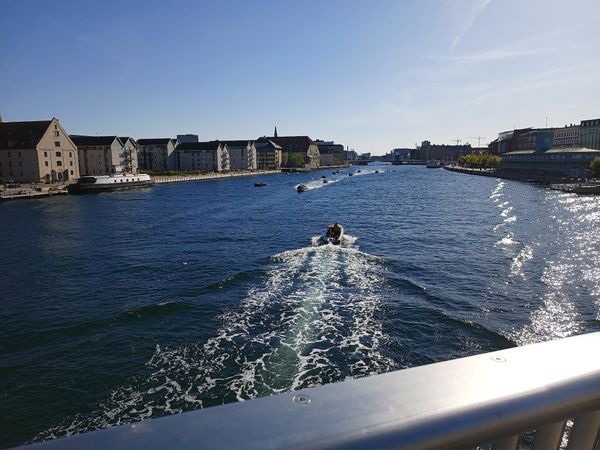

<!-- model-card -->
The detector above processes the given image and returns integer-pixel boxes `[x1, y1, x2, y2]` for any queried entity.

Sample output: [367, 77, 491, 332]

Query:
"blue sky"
[1, 0, 599, 154]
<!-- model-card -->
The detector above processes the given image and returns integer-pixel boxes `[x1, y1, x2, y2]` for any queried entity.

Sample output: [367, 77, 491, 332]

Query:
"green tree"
[288, 153, 305, 167]
[281, 152, 289, 166]
[589, 157, 600, 177]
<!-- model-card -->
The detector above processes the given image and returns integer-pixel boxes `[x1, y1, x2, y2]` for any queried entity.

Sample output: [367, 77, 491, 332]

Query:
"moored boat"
[67, 173, 154, 194]
[254, 182, 267, 187]
[426, 160, 442, 168]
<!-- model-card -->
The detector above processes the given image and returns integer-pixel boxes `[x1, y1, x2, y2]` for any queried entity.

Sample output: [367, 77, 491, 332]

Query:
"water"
[1, 166, 599, 448]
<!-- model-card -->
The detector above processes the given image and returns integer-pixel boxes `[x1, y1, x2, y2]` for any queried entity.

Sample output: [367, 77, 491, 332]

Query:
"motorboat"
[254, 182, 267, 187]
[67, 173, 154, 193]
[321, 223, 344, 245]
[348, 172, 354, 176]
[322, 178, 328, 184]
[297, 184, 309, 192]
[375, 170, 380, 173]
[321, 175, 327, 178]
[357, 169, 361, 173]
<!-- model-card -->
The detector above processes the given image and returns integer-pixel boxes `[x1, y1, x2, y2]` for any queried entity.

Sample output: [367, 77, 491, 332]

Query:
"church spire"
[274, 126, 278, 138]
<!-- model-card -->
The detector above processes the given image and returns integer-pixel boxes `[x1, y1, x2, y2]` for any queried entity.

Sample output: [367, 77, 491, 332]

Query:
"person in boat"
[327, 222, 341, 237]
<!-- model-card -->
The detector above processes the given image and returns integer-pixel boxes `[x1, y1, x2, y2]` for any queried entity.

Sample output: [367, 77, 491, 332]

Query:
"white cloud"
[450, 0, 492, 51]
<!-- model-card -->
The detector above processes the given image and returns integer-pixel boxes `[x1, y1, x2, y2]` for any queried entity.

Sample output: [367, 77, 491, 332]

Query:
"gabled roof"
[119, 136, 137, 145]
[219, 140, 253, 147]
[137, 138, 173, 145]
[255, 138, 282, 150]
[176, 141, 222, 151]
[0, 120, 52, 149]
[270, 136, 315, 151]
[70, 135, 120, 146]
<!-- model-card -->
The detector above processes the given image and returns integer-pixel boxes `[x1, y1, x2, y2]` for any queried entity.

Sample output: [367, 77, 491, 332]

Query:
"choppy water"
[0, 166, 599, 448]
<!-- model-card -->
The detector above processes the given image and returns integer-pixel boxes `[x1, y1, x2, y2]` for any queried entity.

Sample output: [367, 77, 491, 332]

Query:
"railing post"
[567, 409, 600, 450]
[492, 435, 520, 450]
[532, 421, 564, 450]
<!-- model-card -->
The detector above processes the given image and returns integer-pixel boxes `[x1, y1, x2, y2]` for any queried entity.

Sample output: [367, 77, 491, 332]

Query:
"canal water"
[1, 166, 599, 447]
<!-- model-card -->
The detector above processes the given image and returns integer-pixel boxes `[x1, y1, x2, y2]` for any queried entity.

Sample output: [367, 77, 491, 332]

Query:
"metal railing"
[24, 333, 600, 449]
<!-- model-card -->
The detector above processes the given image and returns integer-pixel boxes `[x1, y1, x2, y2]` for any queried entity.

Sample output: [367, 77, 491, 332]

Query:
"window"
[69, 152, 72, 157]
[54, 131, 59, 137]
[45, 161, 49, 167]
[44, 151, 48, 157]
[20, 171, 23, 176]
[19, 161, 22, 167]
[70, 161, 73, 166]
[56, 151, 61, 157]
[18, 152, 21, 157]
[54, 141, 60, 147]
[56, 161, 62, 166]
[70, 170, 74, 175]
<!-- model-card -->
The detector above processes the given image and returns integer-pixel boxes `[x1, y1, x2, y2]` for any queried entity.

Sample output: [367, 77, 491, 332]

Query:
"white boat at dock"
[67, 173, 154, 193]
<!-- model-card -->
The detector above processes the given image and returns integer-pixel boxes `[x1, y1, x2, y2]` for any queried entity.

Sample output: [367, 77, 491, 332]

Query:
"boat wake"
[37, 237, 395, 440]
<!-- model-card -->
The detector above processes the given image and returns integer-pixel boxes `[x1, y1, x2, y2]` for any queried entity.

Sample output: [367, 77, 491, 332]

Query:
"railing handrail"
[22, 332, 600, 449]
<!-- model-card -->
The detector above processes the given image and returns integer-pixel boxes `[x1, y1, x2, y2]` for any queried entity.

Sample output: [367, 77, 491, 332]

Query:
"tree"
[589, 157, 600, 177]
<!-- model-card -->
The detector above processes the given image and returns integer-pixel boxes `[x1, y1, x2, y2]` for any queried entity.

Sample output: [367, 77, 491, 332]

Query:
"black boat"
[254, 182, 267, 187]
[297, 184, 309, 192]
[321, 223, 344, 245]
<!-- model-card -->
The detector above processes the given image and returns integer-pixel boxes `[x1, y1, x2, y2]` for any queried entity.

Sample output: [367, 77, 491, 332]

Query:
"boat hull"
[67, 180, 155, 194]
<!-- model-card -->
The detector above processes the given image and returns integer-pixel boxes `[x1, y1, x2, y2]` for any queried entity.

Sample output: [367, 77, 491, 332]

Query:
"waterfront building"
[219, 140, 257, 170]
[501, 132, 600, 178]
[118, 137, 139, 174]
[137, 138, 178, 171]
[0, 118, 79, 183]
[71, 135, 126, 176]
[343, 149, 358, 162]
[392, 148, 412, 162]
[315, 140, 345, 166]
[176, 134, 199, 144]
[579, 118, 600, 150]
[175, 141, 230, 172]
[412, 141, 471, 162]
[255, 138, 283, 169]
[268, 135, 320, 169]
[551, 125, 580, 148]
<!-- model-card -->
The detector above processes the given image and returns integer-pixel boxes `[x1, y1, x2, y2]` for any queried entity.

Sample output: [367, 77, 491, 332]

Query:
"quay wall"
[152, 169, 281, 184]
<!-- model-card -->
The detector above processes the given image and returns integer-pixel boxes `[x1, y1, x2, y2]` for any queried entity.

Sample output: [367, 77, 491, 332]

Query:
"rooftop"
[0, 120, 52, 149]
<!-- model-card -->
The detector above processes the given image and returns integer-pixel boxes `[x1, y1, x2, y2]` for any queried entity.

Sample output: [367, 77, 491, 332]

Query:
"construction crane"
[465, 136, 486, 147]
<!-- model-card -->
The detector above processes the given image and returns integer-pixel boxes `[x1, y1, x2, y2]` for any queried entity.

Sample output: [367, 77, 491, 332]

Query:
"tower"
[274, 126, 278, 138]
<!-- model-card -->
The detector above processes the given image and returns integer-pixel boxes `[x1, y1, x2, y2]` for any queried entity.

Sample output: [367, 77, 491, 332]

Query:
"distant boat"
[254, 182, 267, 187]
[375, 170, 380, 173]
[323, 179, 328, 184]
[67, 174, 154, 193]
[348, 173, 354, 177]
[426, 160, 442, 168]
[321, 175, 327, 178]
[297, 184, 309, 192]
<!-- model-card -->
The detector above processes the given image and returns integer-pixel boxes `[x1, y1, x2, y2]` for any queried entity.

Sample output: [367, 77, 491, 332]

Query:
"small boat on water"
[254, 182, 267, 187]
[348, 173, 354, 176]
[297, 184, 309, 192]
[357, 169, 361, 173]
[426, 160, 442, 168]
[321, 175, 327, 178]
[321, 223, 344, 245]
[375, 170, 380, 173]
[323, 179, 328, 184]
[67, 173, 154, 194]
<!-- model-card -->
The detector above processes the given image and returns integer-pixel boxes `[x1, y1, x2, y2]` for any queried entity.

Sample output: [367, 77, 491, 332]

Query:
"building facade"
[579, 118, 600, 150]
[315, 140, 345, 166]
[118, 137, 140, 174]
[255, 139, 283, 169]
[220, 140, 257, 170]
[71, 135, 127, 176]
[137, 138, 178, 171]
[412, 141, 472, 162]
[269, 136, 320, 168]
[551, 125, 580, 148]
[0, 118, 79, 183]
[175, 141, 230, 172]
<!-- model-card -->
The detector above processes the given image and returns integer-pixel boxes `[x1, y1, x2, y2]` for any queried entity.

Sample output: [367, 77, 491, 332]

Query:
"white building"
[175, 141, 230, 172]
[220, 140, 256, 170]
[71, 135, 127, 176]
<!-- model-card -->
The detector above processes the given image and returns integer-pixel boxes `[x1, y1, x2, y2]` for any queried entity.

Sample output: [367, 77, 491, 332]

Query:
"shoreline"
[151, 169, 282, 184]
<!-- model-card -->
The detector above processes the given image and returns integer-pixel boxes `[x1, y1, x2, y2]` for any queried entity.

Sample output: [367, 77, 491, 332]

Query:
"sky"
[1, 0, 599, 154]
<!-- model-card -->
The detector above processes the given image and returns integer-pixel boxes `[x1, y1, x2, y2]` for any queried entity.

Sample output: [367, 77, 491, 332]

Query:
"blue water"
[1, 166, 599, 447]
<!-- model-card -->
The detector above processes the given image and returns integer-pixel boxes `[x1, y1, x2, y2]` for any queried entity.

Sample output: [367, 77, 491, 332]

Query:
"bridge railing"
[24, 332, 600, 450]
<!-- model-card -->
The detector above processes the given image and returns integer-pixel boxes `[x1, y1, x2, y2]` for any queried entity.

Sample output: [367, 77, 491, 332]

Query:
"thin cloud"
[450, 0, 492, 51]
